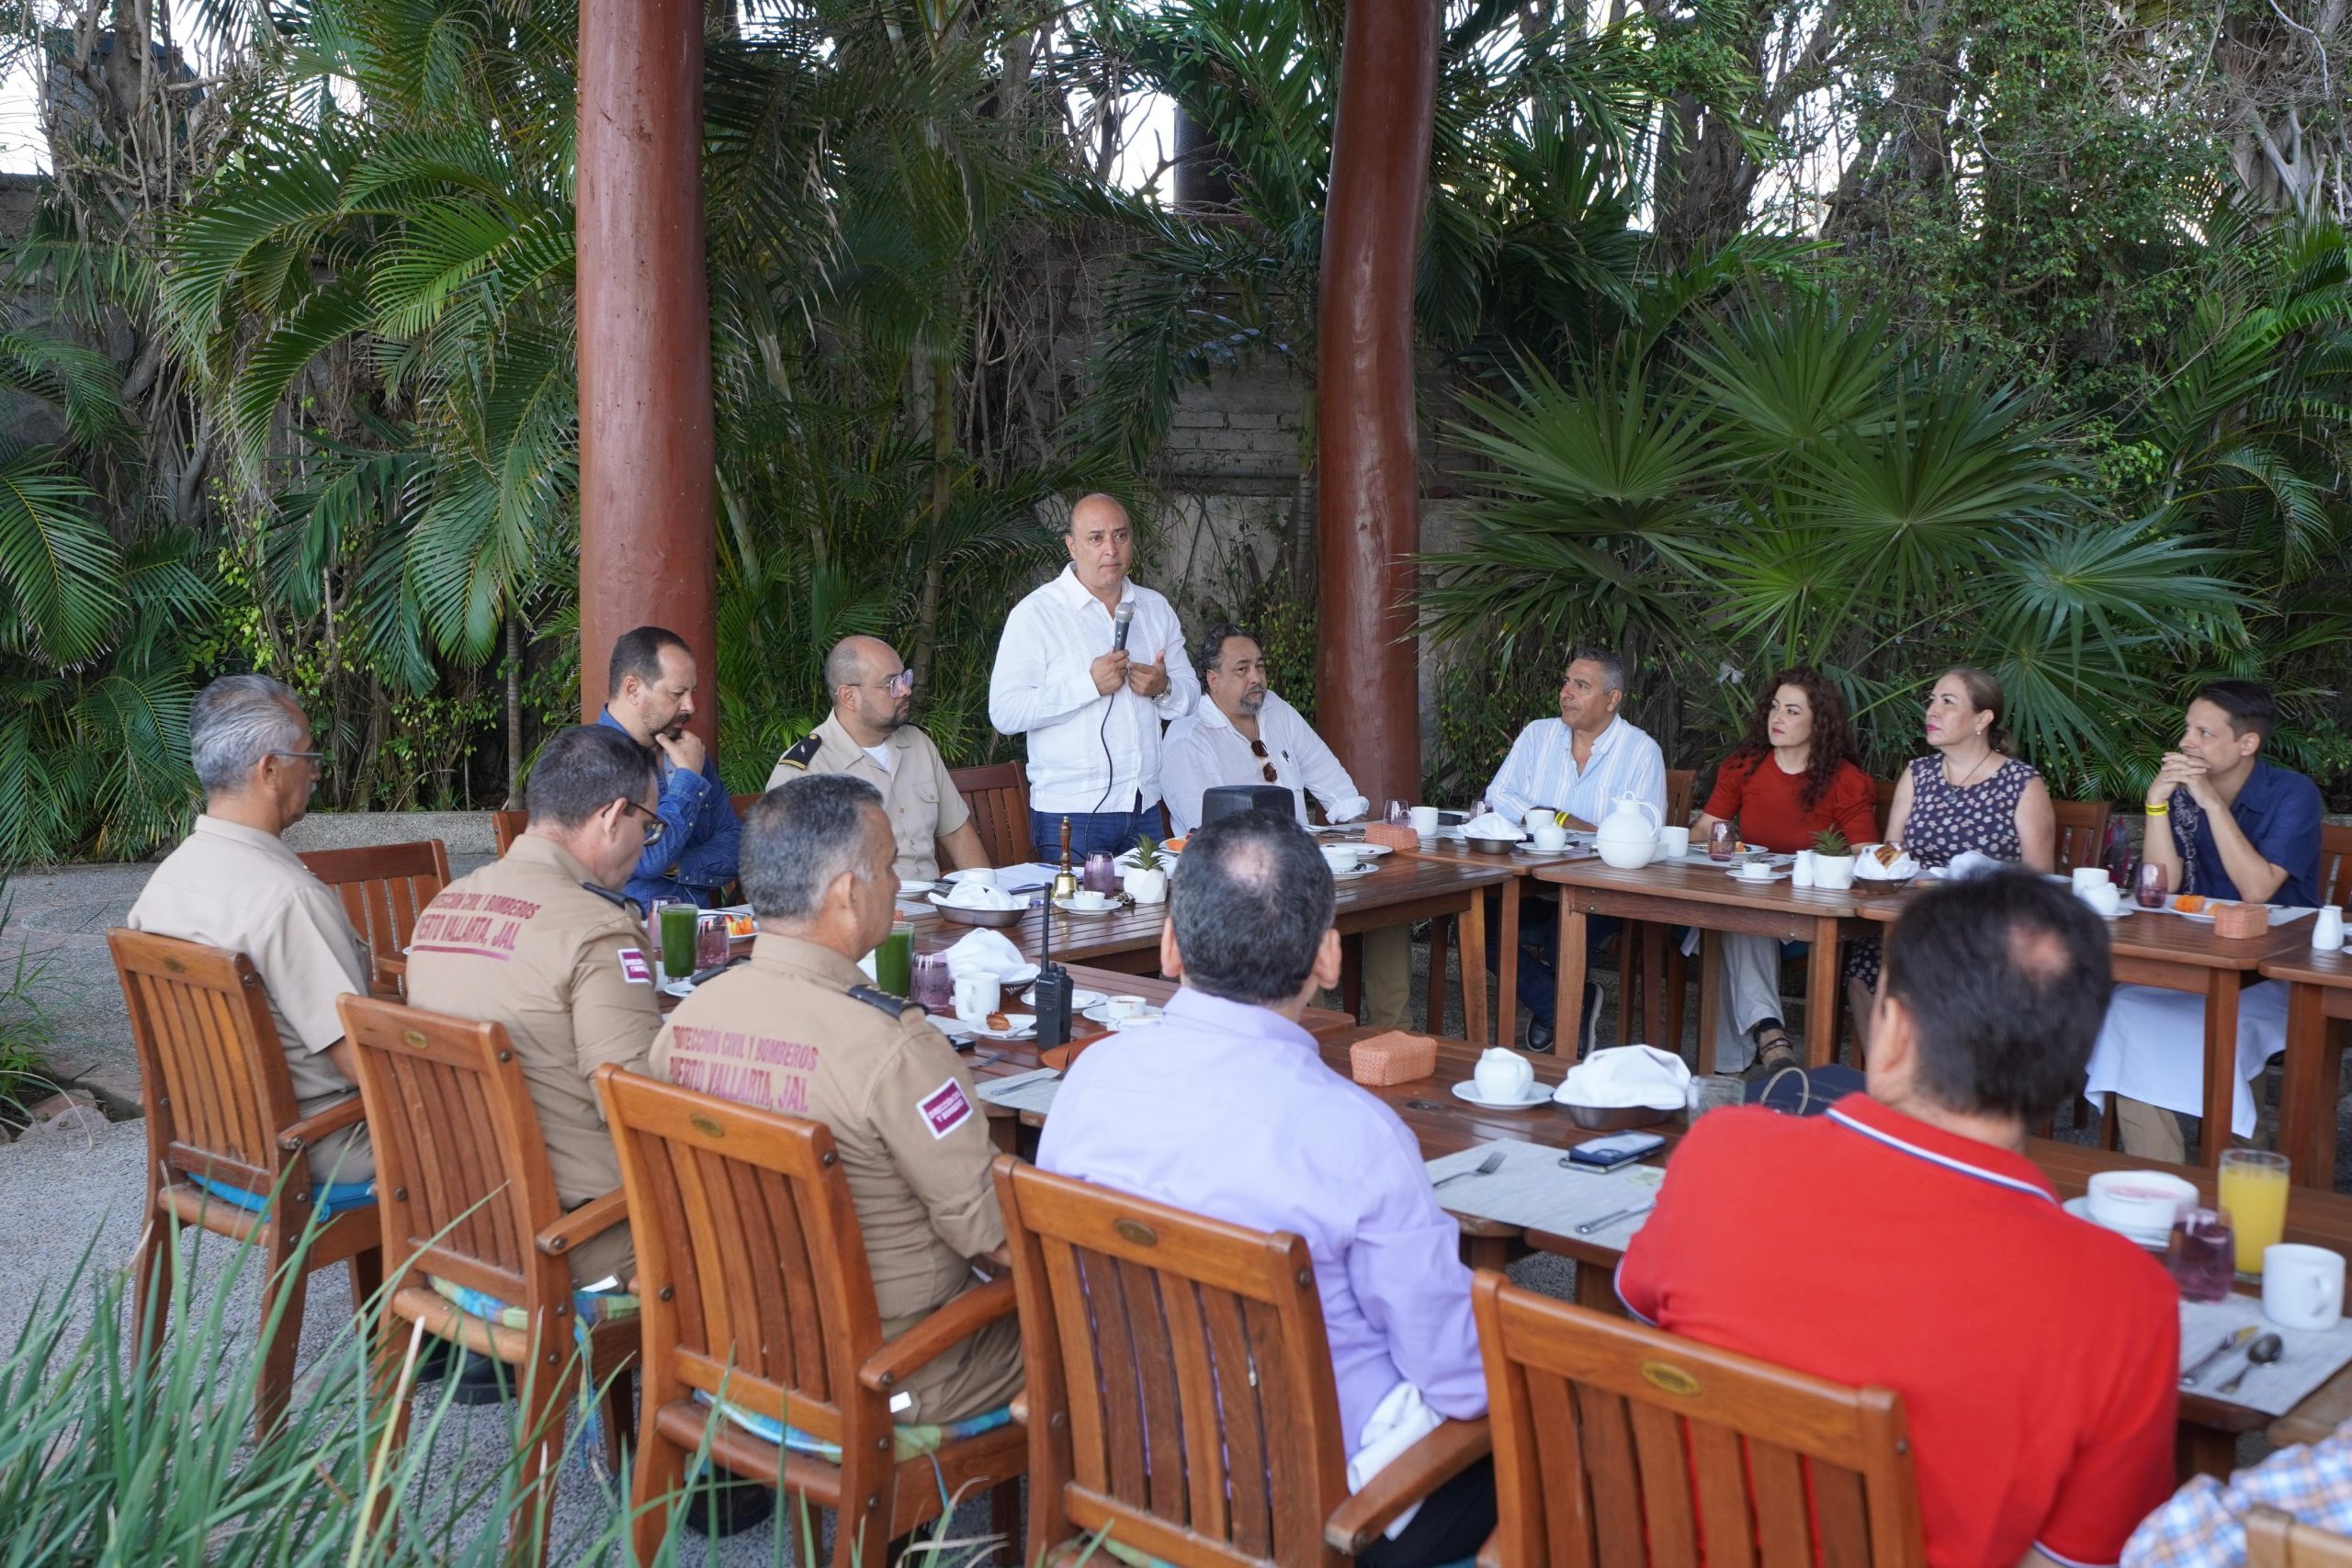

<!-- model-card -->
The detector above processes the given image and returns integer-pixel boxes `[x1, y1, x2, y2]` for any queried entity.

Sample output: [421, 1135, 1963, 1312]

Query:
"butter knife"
[2181, 1325, 2258, 1387]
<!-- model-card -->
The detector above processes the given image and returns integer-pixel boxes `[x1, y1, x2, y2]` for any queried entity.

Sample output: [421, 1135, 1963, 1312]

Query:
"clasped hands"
[2147, 750, 2215, 810]
[1090, 649, 1170, 699]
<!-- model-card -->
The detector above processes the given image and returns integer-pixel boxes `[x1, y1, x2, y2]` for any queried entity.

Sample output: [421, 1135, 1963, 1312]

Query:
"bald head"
[827, 635, 911, 741]
[1064, 492, 1136, 602]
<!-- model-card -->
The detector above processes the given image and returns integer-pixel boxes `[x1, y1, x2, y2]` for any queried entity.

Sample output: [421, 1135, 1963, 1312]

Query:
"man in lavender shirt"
[1036, 809, 1493, 1568]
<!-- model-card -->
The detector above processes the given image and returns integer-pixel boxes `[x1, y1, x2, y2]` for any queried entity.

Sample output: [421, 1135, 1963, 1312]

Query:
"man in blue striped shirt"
[1482, 649, 1667, 1051]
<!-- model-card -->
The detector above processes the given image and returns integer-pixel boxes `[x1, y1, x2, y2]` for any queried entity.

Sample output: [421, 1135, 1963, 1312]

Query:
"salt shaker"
[1792, 849, 1816, 887]
[2315, 906, 2346, 951]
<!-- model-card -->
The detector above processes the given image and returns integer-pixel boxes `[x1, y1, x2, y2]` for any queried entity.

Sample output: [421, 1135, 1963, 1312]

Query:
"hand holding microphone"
[1090, 604, 1136, 695]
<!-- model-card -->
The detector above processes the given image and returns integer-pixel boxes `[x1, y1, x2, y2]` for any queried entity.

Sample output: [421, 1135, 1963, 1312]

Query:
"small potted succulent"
[1122, 835, 1170, 905]
[1811, 828, 1858, 890]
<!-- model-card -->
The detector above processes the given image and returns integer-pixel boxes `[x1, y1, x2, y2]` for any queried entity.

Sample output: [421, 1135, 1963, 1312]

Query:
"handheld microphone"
[1112, 602, 1135, 654]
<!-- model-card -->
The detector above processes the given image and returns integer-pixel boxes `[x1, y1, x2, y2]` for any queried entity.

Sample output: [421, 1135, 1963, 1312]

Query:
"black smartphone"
[1566, 1131, 1667, 1169]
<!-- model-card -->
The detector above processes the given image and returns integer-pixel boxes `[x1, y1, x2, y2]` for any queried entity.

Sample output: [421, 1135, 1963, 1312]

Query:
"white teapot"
[1593, 793, 1662, 869]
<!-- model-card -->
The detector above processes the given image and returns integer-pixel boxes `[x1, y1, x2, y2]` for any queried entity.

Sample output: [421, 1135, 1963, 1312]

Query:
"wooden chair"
[492, 808, 528, 856]
[597, 1066, 1024, 1568]
[1472, 1271, 1924, 1568]
[108, 929, 382, 1438]
[2051, 798, 2113, 876]
[1875, 774, 1900, 837]
[299, 840, 450, 997]
[2320, 822, 2352, 908]
[339, 995, 638, 1568]
[2248, 1506, 2352, 1568]
[992, 1155, 1490, 1568]
[951, 761, 1032, 863]
[1664, 768, 1694, 826]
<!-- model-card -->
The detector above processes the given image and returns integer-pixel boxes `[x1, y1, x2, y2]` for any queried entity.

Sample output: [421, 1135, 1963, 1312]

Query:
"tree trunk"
[505, 612, 525, 807]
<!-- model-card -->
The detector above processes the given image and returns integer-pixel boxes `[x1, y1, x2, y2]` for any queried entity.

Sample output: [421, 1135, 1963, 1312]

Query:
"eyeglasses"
[616, 798, 667, 845]
[1249, 739, 1277, 784]
[272, 750, 328, 771]
[856, 671, 916, 697]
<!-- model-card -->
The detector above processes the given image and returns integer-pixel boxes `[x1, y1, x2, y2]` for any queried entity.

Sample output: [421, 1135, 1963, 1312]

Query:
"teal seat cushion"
[190, 1171, 377, 1219]
[695, 1391, 1013, 1461]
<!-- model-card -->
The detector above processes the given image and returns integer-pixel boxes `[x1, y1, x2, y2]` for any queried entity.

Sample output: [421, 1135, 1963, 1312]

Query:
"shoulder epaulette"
[580, 881, 635, 909]
[847, 983, 915, 1019]
[775, 733, 825, 772]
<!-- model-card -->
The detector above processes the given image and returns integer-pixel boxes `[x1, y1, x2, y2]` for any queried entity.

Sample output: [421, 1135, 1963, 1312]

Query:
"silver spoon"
[1433, 1151, 1507, 1189]
[2218, 1334, 2284, 1395]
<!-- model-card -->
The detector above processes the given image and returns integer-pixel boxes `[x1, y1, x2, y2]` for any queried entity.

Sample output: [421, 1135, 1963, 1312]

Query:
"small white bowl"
[2085, 1169, 2196, 1236]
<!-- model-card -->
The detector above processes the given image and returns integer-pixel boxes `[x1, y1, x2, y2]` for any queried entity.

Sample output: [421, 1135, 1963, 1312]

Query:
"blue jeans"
[1486, 891, 1618, 1027]
[1028, 807, 1164, 863]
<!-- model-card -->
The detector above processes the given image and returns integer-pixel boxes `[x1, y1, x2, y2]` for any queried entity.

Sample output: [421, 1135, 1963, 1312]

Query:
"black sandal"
[1750, 1021, 1800, 1074]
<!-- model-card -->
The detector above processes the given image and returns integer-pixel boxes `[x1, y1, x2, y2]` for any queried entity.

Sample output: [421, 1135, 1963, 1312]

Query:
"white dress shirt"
[1483, 714, 1667, 825]
[989, 565, 1199, 814]
[1160, 692, 1370, 836]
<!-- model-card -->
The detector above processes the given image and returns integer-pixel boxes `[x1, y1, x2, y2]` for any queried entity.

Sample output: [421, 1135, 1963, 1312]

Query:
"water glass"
[656, 901, 698, 980]
[874, 921, 915, 998]
[2135, 859, 2169, 909]
[912, 953, 954, 1015]
[1385, 799, 1411, 826]
[695, 912, 730, 970]
[1708, 820, 1736, 862]
[1685, 1075, 1746, 1125]
[2219, 1148, 2291, 1276]
[2167, 1206, 2235, 1303]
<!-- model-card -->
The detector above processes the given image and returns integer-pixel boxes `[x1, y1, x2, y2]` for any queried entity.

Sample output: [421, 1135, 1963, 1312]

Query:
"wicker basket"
[1350, 1032, 1438, 1087]
[2214, 901, 2272, 940]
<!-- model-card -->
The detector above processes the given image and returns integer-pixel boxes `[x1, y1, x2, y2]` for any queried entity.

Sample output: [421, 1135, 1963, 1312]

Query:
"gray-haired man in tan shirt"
[128, 674, 372, 1184]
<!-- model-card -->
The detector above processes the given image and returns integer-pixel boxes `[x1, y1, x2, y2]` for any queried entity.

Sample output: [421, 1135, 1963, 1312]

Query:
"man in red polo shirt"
[1619, 872, 2178, 1568]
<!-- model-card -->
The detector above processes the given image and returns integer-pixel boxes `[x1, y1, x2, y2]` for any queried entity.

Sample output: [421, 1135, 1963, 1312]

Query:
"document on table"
[988, 863, 1063, 894]
[977, 1068, 1061, 1115]
[1423, 1139, 1666, 1247]
[2179, 1296, 2352, 1416]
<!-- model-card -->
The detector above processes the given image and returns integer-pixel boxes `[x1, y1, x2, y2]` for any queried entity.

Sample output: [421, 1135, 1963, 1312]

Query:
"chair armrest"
[279, 1093, 366, 1154]
[1010, 1393, 1029, 1426]
[535, 1189, 630, 1258]
[1323, 1416, 1492, 1555]
[1475, 1529, 1501, 1568]
[857, 1276, 1018, 1393]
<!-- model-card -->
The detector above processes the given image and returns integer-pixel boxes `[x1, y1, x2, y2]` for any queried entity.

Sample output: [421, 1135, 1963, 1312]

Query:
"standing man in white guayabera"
[989, 493, 1200, 861]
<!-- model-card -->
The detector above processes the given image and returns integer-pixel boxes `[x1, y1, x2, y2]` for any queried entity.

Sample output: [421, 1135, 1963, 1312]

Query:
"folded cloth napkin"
[1460, 810, 1524, 840]
[1348, 1381, 1447, 1540]
[1942, 850, 2009, 880]
[942, 928, 1036, 983]
[943, 879, 1022, 910]
[1557, 1043, 1690, 1111]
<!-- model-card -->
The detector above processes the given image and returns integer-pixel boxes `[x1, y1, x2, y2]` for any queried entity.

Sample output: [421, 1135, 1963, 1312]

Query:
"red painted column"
[575, 0, 718, 740]
[1314, 0, 1438, 807]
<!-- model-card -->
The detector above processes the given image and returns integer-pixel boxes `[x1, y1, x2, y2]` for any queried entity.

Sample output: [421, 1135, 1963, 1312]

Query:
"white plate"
[1054, 897, 1124, 916]
[659, 976, 696, 998]
[2062, 1196, 2168, 1250]
[1724, 868, 1792, 884]
[1330, 863, 1381, 880]
[1026, 987, 1108, 1010]
[1081, 1002, 1163, 1026]
[2167, 901, 2225, 923]
[1450, 1080, 1554, 1110]
[959, 1012, 1035, 1040]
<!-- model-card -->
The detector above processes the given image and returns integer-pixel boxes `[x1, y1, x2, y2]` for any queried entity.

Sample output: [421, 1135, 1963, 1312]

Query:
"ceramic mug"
[953, 972, 1001, 1025]
[1657, 826, 1691, 858]
[1531, 823, 1567, 852]
[1103, 994, 1148, 1022]
[2264, 1244, 2346, 1330]
[1409, 806, 1441, 837]
[2070, 866, 2110, 895]
[1736, 860, 1774, 882]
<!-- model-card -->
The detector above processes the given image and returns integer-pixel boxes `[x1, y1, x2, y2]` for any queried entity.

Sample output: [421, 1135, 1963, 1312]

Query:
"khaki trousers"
[1362, 925, 1415, 1030]
[2116, 1095, 2190, 1164]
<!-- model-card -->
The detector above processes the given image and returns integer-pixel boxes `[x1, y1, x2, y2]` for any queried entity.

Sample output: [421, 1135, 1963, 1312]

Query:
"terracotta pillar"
[1314, 0, 1438, 807]
[575, 0, 718, 739]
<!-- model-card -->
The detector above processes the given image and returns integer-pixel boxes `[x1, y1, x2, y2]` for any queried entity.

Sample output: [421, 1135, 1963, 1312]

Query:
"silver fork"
[1433, 1151, 1507, 1190]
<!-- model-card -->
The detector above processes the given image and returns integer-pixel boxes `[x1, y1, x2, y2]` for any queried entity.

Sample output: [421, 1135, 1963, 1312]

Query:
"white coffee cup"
[2078, 882, 2122, 918]
[1409, 806, 1441, 837]
[1523, 808, 1555, 833]
[2070, 867, 2110, 895]
[1067, 889, 1114, 910]
[1474, 1047, 1535, 1103]
[1321, 845, 1366, 873]
[1736, 860, 1774, 882]
[1531, 823, 1567, 852]
[2085, 1169, 2196, 1235]
[1657, 826, 1691, 858]
[953, 972, 1001, 1025]
[2264, 1243, 2346, 1331]
[1104, 994, 1148, 1022]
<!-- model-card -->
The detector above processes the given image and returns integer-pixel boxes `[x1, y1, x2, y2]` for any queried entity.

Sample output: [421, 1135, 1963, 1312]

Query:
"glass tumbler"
[2166, 1206, 2235, 1303]
[695, 912, 730, 970]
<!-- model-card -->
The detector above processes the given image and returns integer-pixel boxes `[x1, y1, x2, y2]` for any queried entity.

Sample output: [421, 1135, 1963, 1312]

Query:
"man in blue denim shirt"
[596, 626, 741, 912]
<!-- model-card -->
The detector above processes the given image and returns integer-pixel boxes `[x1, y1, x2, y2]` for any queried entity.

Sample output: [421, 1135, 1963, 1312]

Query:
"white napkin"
[1942, 850, 2009, 880]
[1557, 1044, 1690, 1111]
[942, 928, 1038, 986]
[1347, 1382, 1446, 1540]
[1852, 843, 1920, 881]
[1460, 810, 1525, 840]
[943, 879, 1022, 911]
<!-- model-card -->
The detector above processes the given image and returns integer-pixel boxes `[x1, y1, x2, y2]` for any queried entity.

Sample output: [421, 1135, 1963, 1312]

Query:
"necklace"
[1942, 746, 1996, 790]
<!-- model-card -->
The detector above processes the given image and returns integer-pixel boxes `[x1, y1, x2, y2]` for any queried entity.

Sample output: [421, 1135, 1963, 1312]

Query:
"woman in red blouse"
[1691, 669, 1879, 1073]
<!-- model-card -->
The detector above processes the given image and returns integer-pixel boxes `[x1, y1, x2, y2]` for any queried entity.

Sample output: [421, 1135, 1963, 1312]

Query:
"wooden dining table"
[2263, 943, 2352, 1186]
[1853, 893, 2317, 1172]
[1532, 856, 1871, 1069]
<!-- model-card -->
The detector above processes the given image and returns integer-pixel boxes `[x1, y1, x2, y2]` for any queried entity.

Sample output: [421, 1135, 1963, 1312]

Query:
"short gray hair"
[189, 674, 307, 795]
[822, 637, 866, 693]
[741, 773, 885, 920]
[1569, 647, 1627, 695]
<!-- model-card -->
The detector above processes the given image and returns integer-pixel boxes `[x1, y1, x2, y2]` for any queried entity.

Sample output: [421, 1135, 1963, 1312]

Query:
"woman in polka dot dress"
[1848, 668, 2057, 1040]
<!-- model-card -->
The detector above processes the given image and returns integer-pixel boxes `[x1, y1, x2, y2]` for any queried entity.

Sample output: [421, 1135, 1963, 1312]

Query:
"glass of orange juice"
[2218, 1149, 2290, 1277]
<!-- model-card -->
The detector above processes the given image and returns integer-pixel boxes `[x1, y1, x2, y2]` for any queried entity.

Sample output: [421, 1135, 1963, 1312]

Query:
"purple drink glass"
[913, 953, 954, 1015]
[695, 913, 730, 970]
[2167, 1206, 2234, 1303]
[2136, 859, 2169, 909]
[1082, 851, 1120, 897]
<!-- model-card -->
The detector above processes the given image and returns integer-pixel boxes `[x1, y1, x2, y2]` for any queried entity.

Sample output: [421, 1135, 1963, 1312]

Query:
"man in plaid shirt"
[2126, 1428, 2352, 1568]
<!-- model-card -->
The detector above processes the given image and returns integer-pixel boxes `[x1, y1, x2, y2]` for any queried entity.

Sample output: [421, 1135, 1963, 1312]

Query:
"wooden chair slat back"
[2321, 823, 2352, 909]
[299, 840, 452, 994]
[993, 1156, 1351, 1568]
[1874, 776, 1899, 837]
[1666, 769, 1695, 827]
[731, 792, 763, 818]
[108, 930, 299, 1190]
[338, 996, 562, 1304]
[597, 1067, 880, 1448]
[1473, 1273, 1925, 1568]
[2248, 1506, 2352, 1568]
[951, 762, 1031, 865]
[2050, 800, 2113, 876]
[492, 810, 527, 857]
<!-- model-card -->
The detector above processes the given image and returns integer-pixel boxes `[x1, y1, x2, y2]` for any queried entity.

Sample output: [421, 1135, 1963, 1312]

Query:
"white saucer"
[2168, 902, 2225, 923]
[659, 976, 696, 998]
[1724, 868, 1792, 884]
[1450, 1080, 1554, 1110]
[2061, 1196, 2168, 1250]
[1025, 987, 1107, 1010]
[1330, 863, 1380, 880]
[1054, 897, 1124, 916]
[959, 1012, 1035, 1040]
[1082, 1002, 1164, 1027]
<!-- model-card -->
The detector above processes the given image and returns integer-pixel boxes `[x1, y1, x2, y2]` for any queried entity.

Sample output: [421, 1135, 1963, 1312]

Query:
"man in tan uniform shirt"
[128, 674, 374, 1185]
[403, 725, 666, 1287]
[767, 636, 990, 886]
[651, 772, 1018, 1424]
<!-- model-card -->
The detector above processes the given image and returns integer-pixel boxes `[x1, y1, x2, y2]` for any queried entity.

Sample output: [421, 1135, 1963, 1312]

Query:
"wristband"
[2145, 804, 2169, 817]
